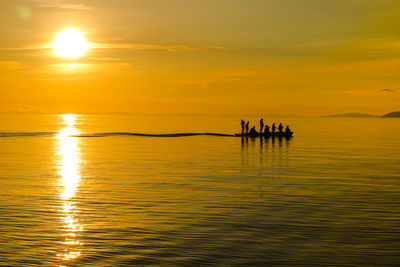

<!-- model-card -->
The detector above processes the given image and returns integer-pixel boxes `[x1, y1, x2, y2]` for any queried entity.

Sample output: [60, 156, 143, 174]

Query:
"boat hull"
[235, 132, 293, 138]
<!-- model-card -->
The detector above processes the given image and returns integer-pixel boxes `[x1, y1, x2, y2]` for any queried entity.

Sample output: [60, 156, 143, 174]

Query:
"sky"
[0, 0, 399, 115]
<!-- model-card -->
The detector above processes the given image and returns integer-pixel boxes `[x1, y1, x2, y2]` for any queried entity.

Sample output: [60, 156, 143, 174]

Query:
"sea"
[0, 114, 399, 266]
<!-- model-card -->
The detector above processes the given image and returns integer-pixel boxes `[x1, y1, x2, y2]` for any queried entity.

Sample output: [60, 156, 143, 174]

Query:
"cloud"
[30, 0, 90, 10]
[95, 42, 227, 52]
[0, 61, 25, 71]
[0, 42, 226, 56]
[380, 88, 395, 93]
[258, 38, 400, 62]
[0, 45, 48, 51]
[344, 88, 399, 95]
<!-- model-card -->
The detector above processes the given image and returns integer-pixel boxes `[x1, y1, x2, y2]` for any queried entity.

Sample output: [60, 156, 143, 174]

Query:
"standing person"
[245, 121, 249, 134]
[271, 123, 276, 133]
[260, 118, 264, 133]
[278, 123, 283, 133]
[241, 120, 245, 134]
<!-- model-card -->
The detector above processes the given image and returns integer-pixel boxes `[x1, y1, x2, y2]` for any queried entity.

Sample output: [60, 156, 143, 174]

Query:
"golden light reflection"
[57, 114, 80, 200]
[56, 114, 83, 263]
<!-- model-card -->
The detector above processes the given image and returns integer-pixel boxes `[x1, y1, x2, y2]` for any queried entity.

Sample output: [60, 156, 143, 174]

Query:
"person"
[264, 125, 270, 135]
[245, 121, 249, 134]
[271, 123, 276, 133]
[285, 125, 291, 134]
[241, 120, 245, 134]
[249, 126, 257, 136]
[278, 123, 283, 133]
[260, 118, 264, 133]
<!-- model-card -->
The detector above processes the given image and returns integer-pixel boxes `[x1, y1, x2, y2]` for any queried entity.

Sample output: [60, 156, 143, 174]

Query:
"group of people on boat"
[240, 119, 292, 136]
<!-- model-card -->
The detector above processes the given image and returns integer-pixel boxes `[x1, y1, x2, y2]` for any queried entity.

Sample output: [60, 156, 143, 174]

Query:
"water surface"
[0, 114, 399, 266]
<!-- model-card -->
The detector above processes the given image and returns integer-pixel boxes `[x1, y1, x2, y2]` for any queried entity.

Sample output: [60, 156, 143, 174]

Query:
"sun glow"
[51, 28, 90, 58]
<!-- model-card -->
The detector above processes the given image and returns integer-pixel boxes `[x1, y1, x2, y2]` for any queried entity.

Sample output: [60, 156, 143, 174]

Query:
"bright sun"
[51, 28, 90, 58]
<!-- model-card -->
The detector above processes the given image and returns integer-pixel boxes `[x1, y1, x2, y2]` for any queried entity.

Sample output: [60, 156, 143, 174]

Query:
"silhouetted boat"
[235, 132, 293, 138]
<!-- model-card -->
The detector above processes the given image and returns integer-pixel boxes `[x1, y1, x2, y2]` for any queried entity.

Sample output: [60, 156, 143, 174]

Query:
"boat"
[234, 131, 293, 138]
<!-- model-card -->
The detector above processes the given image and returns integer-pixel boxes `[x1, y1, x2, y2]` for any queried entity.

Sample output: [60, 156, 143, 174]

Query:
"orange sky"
[1, 0, 399, 115]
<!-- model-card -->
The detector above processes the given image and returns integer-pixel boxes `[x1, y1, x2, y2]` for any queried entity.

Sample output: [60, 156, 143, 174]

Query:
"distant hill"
[382, 111, 400, 118]
[323, 113, 377, 118]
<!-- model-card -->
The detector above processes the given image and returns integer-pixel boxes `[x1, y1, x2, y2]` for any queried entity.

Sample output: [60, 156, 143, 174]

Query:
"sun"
[51, 28, 90, 58]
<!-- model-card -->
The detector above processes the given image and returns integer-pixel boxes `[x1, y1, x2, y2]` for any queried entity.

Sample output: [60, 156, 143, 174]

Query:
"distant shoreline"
[322, 111, 400, 118]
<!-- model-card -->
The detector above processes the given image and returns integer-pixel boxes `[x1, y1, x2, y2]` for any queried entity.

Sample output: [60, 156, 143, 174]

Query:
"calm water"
[0, 114, 399, 266]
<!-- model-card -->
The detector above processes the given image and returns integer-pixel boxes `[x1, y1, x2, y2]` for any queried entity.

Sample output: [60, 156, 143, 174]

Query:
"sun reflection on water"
[56, 114, 83, 263]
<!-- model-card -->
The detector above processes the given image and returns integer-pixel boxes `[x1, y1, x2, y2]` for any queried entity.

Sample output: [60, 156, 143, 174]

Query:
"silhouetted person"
[285, 125, 291, 134]
[245, 121, 249, 134]
[241, 120, 245, 134]
[260, 118, 264, 133]
[271, 123, 276, 133]
[249, 126, 258, 136]
[264, 125, 270, 135]
[278, 123, 283, 133]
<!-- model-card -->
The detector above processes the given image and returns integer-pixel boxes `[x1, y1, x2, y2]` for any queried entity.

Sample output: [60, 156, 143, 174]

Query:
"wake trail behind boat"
[77, 132, 234, 137]
[0, 132, 55, 137]
[0, 132, 234, 138]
